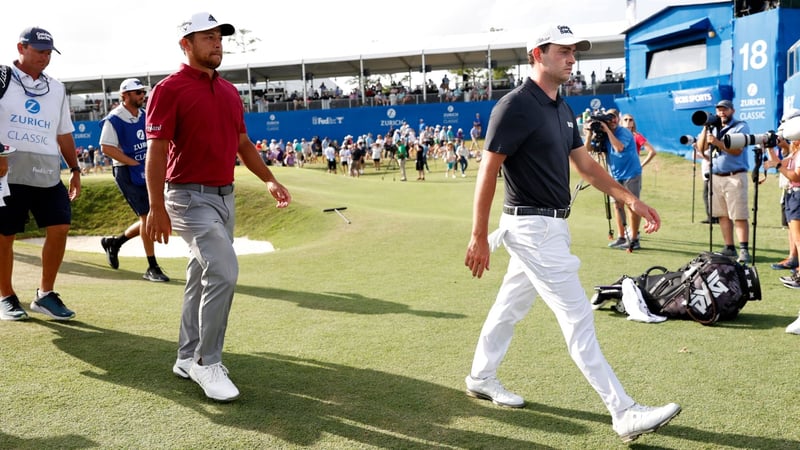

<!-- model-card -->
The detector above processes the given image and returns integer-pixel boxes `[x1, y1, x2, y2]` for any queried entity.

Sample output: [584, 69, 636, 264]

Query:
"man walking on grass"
[99, 78, 169, 282]
[463, 24, 680, 443]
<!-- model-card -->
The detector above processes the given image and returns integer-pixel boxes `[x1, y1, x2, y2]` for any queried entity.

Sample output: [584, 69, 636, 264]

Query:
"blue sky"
[0, 0, 719, 80]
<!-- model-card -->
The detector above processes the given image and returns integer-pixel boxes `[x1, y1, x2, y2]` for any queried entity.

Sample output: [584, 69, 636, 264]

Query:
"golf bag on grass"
[591, 252, 761, 325]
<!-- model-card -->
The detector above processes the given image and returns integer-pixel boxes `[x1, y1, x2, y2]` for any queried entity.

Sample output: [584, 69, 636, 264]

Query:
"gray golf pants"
[166, 188, 238, 366]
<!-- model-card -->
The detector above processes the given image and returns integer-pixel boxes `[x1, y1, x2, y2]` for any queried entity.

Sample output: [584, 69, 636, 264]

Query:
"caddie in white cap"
[119, 78, 149, 94]
[98, 76, 169, 284]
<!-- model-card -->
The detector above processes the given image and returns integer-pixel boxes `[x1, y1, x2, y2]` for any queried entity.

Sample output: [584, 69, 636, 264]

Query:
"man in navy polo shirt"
[463, 24, 680, 443]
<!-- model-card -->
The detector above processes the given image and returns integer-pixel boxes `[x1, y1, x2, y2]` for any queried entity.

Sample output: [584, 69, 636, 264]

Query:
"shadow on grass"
[11, 250, 186, 284]
[29, 320, 798, 448]
[595, 308, 794, 330]
[642, 425, 800, 449]
[0, 432, 96, 450]
[236, 284, 464, 318]
[34, 320, 575, 448]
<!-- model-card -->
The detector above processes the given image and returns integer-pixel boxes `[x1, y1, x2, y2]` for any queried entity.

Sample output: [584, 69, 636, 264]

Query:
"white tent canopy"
[62, 22, 627, 110]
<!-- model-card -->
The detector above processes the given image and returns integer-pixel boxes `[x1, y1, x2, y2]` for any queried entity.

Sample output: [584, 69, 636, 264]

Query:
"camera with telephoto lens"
[691, 110, 723, 129]
[588, 112, 615, 152]
[721, 112, 800, 149]
[722, 131, 778, 150]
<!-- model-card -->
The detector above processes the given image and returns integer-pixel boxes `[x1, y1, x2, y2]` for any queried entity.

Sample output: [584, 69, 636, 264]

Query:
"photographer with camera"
[695, 100, 751, 263]
[762, 110, 800, 287]
[584, 109, 644, 250]
[763, 134, 799, 275]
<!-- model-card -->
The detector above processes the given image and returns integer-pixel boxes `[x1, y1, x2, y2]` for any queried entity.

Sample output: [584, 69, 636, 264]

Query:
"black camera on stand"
[588, 112, 615, 153]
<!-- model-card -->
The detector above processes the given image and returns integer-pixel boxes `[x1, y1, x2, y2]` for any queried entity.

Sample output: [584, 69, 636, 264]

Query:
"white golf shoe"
[786, 316, 800, 334]
[172, 357, 193, 379]
[465, 375, 525, 408]
[613, 402, 681, 443]
[189, 362, 240, 402]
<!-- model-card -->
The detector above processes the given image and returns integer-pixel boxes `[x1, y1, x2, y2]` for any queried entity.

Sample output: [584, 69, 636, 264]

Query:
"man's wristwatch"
[70, 166, 81, 173]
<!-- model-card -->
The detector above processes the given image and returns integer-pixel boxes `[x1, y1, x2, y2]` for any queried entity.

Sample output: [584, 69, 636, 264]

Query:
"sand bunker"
[20, 236, 274, 258]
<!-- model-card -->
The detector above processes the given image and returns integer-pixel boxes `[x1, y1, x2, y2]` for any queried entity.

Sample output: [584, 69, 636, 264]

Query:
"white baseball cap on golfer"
[526, 24, 591, 53]
[179, 12, 235, 38]
[119, 78, 149, 94]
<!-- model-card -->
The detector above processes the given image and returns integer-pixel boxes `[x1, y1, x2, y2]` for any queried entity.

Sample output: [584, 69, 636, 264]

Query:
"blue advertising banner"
[671, 87, 716, 110]
[73, 121, 101, 151]
[732, 9, 780, 133]
[246, 94, 616, 143]
[245, 95, 616, 142]
[74, 94, 618, 148]
[245, 103, 494, 143]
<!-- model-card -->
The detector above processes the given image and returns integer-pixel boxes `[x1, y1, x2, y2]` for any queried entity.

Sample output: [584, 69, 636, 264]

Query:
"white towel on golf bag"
[621, 277, 667, 323]
[487, 228, 507, 252]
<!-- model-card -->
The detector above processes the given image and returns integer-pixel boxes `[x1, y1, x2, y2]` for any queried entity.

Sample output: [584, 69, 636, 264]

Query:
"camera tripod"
[704, 126, 719, 253]
[574, 150, 634, 252]
[702, 127, 759, 263]
[750, 146, 767, 264]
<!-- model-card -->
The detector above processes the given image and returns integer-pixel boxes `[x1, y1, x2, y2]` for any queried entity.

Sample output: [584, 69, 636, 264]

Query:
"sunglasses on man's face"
[128, 90, 145, 95]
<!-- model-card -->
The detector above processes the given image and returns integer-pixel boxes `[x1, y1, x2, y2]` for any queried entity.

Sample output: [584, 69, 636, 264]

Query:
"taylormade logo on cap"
[179, 12, 235, 38]
[526, 24, 591, 53]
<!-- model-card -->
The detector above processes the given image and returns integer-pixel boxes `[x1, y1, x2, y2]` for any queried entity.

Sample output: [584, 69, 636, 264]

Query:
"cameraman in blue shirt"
[584, 109, 643, 250]
[695, 99, 751, 263]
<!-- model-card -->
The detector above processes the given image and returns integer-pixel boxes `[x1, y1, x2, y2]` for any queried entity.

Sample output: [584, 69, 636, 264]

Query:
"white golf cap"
[119, 78, 149, 94]
[781, 108, 800, 122]
[179, 12, 235, 38]
[526, 24, 591, 53]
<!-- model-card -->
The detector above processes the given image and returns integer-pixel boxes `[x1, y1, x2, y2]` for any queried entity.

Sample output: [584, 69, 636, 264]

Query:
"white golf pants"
[470, 213, 635, 417]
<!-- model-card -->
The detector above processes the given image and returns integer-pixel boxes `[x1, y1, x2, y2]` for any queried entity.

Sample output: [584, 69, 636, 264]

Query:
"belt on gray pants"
[167, 183, 234, 195]
[712, 169, 746, 177]
[502, 205, 570, 219]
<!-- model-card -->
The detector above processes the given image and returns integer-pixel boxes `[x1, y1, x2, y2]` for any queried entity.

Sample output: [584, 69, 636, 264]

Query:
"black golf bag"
[592, 252, 761, 325]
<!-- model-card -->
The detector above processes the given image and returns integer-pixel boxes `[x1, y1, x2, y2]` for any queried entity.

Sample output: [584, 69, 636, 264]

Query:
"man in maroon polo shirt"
[144, 12, 291, 402]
